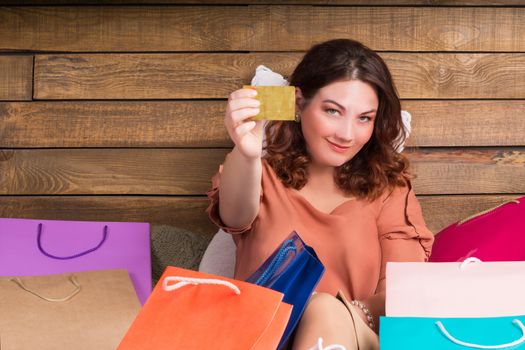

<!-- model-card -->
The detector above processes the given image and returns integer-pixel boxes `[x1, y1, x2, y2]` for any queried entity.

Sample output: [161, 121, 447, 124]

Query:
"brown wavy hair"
[264, 39, 411, 201]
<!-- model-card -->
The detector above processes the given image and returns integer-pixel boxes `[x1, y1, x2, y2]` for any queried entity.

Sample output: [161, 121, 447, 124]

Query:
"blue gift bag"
[380, 315, 525, 350]
[246, 231, 325, 349]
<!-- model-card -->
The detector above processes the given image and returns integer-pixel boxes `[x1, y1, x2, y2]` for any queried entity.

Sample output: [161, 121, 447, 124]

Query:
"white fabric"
[395, 110, 411, 153]
[251, 65, 289, 87]
[198, 229, 235, 278]
[386, 259, 525, 317]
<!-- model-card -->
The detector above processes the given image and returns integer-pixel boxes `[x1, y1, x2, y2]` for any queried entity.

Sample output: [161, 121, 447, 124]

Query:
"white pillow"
[198, 229, 236, 278]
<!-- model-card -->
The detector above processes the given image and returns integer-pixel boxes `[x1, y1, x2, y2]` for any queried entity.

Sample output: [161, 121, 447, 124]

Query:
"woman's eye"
[359, 116, 372, 122]
[325, 108, 339, 116]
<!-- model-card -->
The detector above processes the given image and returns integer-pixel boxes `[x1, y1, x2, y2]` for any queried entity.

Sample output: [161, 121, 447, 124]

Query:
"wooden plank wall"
[1, 2, 524, 238]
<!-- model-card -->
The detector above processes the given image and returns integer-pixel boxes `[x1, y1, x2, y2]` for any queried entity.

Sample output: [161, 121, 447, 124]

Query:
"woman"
[207, 39, 434, 349]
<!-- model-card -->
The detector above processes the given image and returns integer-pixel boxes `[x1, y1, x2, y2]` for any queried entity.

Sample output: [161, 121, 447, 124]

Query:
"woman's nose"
[335, 119, 354, 142]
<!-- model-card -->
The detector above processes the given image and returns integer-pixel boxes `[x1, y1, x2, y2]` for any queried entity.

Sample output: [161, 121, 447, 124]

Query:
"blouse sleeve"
[376, 182, 434, 292]
[206, 164, 262, 235]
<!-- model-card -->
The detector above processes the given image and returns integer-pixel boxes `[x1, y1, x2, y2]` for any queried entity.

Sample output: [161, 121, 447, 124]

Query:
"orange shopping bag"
[118, 266, 293, 350]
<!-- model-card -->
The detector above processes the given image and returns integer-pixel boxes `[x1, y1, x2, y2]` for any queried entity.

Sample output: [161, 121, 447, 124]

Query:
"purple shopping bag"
[0, 218, 151, 304]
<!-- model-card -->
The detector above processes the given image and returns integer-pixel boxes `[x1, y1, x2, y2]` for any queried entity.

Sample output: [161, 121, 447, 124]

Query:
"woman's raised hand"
[224, 88, 265, 160]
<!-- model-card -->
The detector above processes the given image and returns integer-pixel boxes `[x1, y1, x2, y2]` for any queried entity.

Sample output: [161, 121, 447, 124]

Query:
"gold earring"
[295, 113, 301, 123]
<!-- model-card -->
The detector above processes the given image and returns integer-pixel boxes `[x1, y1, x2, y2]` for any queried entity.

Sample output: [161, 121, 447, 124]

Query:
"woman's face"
[298, 79, 378, 168]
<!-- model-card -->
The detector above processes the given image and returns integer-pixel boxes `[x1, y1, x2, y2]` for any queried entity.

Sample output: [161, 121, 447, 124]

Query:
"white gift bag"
[386, 258, 525, 317]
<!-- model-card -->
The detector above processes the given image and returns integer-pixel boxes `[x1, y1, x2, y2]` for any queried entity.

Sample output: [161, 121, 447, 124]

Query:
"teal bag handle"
[436, 319, 525, 349]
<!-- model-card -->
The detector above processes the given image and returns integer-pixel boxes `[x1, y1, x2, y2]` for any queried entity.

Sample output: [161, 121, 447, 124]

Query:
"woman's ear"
[295, 87, 304, 113]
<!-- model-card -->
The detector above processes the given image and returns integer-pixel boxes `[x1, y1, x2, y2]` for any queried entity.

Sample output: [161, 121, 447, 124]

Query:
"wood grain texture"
[2, 1, 525, 5]
[2, 100, 524, 148]
[0, 196, 215, 236]
[2, 6, 525, 52]
[2, 2, 525, 245]
[402, 100, 525, 147]
[33, 53, 299, 100]
[0, 56, 33, 101]
[0, 148, 229, 195]
[408, 148, 525, 195]
[34, 53, 525, 99]
[0, 101, 229, 148]
[1, 148, 523, 195]
[387, 53, 525, 99]
[0, 194, 521, 235]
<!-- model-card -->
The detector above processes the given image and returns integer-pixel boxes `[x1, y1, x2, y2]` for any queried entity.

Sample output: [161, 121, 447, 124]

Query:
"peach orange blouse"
[207, 159, 434, 300]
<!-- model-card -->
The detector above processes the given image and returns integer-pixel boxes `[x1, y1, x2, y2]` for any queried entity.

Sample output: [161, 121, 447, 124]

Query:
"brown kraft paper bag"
[0, 269, 141, 350]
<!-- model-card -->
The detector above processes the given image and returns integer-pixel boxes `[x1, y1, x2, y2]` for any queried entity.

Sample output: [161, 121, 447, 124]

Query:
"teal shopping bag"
[380, 315, 525, 350]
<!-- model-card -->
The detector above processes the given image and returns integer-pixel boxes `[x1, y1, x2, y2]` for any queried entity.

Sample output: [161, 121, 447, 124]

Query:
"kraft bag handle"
[10, 275, 81, 302]
[37, 223, 108, 260]
[163, 276, 241, 295]
[436, 319, 525, 349]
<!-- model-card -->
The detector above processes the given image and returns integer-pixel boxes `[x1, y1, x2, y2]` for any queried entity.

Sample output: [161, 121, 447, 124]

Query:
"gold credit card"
[243, 85, 296, 121]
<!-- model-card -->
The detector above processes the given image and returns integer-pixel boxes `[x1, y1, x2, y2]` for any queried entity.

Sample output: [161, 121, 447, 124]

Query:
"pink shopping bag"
[430, 196, 525, 262]
[0, 218, 151, 304]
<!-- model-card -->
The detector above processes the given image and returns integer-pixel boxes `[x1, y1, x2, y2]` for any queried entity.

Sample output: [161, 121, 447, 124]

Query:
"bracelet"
[350, 299, 375, 329]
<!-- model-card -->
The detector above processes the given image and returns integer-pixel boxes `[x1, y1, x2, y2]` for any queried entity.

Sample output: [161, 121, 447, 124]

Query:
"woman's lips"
[327, 139, 351, 153]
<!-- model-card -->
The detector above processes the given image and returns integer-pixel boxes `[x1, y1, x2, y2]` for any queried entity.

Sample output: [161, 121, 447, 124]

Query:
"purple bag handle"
[37, 223, 108, 260]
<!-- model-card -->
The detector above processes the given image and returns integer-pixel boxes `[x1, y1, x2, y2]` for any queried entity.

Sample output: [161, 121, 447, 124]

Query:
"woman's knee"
[293, 293, 358, 350]
[303, 292, 354, 323]
[306, 293, 345, 311]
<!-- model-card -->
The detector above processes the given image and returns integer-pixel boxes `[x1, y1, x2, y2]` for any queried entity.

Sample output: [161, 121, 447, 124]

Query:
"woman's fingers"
[228, 107, 260, 125]
[228, 97, 260, 113]
[228, 88, 257, 102]
[234, 120, 257, 139]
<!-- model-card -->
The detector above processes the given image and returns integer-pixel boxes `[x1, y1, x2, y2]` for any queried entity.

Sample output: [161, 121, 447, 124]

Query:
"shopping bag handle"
[255, 239, 297, 285]
[460, 257, 482, 270]
[37, 223, 108, 260]
[10, 275, 81, 302]
[308, 337, 347, 350]
[163, 276, 241, 295]
[436, 319, 525, 349]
